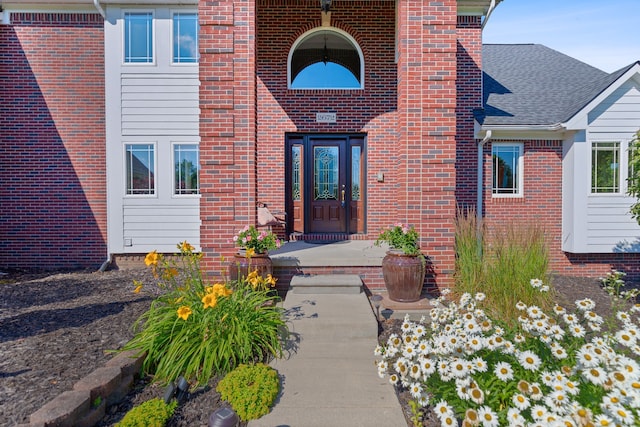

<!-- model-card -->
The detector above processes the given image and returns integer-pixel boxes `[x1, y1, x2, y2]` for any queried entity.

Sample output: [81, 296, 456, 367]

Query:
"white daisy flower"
[593, 414, 615, 426]
[515, 301, 527, 311]
[477, 405, 500, 427]
[605, 403, 635, 425]
[615, 329, 637, 347]
[569, 324, 586, 338]
[388, 373, 399, 385]
[530, 278, 543, 288]
[529, 382, 544, 400]
[468, 385, 484, 404]
[409, 382, 422, 398]
[575, 298, 595, 311]
[553, 304, 566, 315]
[527, 305, 544, 318]
[417, 394, 429, 407]
[506, 407, 526, 426]
[512, 392, 530, 410]
[494, 361, 514, 381]
[616, 311, 632, 324]
[471, 356, 488, 373]
[419, 356, 436, 376]
[433, 400, 453, 420]
[475, 292, 486, 301]
[530, 404, 548, 420]
[582, 366, 607, 386]
[409, 363, 421, 379]
[518, 350, 542, 371]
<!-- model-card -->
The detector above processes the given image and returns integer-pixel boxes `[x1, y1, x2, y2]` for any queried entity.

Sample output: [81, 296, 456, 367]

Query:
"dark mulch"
[0, 268, 629, 426]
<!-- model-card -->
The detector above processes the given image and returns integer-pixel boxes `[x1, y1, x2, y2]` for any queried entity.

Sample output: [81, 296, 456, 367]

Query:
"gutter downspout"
[481, 0, 497, 30]
[93, 0, 106, 19]
[477, 130, 492, 251]
[94, 0, 109, 271]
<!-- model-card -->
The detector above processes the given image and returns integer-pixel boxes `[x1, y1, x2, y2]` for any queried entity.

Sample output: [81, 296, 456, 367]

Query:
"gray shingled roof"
[480, 44, 636, 127]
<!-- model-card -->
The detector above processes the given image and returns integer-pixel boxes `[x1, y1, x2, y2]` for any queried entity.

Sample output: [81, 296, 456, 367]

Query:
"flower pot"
[381, 250, 425, 302]
[228, 250, 273, 282]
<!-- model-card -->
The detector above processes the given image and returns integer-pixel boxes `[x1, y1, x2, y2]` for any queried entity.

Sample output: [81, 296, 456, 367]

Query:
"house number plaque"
[316, 112, 337, 123]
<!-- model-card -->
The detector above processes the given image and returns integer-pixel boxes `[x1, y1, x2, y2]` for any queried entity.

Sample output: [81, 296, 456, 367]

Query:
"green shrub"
[216, 363, 280, 421]
[116, 398, 177, 427]
[121, 241, 288, 386]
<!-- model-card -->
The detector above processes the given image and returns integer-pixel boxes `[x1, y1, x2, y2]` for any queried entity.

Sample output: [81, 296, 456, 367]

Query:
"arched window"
[288, 28, 363, 89]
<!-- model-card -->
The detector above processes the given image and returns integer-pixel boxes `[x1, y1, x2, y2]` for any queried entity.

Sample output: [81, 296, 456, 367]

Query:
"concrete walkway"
[248, 290, 407, 427]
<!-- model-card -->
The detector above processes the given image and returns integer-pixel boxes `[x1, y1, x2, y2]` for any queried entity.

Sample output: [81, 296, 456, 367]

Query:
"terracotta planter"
[228, 250, 273, 281]
[381, 250, 425, 302]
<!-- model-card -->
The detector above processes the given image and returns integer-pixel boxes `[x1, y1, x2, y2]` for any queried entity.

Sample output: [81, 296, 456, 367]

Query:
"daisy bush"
[122, 241, 287, 386]
[375, 279, 640, 426]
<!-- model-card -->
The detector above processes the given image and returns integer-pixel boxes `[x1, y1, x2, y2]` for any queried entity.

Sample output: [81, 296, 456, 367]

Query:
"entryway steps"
[289, 274, 363, 294]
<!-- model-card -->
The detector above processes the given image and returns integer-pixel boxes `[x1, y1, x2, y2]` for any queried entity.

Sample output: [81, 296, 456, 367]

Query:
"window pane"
[314, 146, 339, 200]
[174, 144, 199, 195]
[351, 146, 361, 201]
[124, 12, 153, 63]
[126, 144, 155, 195]
[292, 145, 301, 201]
[592, 142, 620, 193]
[492, 145, 520, 194]
[173, 13, 198, 63]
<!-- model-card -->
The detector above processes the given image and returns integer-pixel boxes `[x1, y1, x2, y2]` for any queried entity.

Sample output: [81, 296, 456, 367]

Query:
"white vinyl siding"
[562, 80, 640, 253]
[106, 6, 200, 254]
[121, 74, 199, 136]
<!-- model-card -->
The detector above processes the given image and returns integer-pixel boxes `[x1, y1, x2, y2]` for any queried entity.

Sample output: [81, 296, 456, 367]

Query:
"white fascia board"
[457, 0, 497, 16]
[563, 63, 640, 130]
[0, 0, 196, 7]
[475, 124, 570, 141]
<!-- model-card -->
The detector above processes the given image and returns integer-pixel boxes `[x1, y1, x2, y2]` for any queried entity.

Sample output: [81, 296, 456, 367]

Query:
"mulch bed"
[0, 268, 628, 426]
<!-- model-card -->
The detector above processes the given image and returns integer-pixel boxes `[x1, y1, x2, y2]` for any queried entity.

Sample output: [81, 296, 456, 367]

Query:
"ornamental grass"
[375, 281, 640, 427]
[122, 241, 287, 386]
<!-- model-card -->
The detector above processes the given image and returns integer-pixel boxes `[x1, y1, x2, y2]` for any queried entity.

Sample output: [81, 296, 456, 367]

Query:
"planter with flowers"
[228, 225, 282, 282]
[375, 223, 425, 302]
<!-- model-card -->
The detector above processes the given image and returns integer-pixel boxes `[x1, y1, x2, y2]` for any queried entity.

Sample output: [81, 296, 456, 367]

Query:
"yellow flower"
[245, 248, 255, 258]
[201, 293, 218, 309]
[179, 241, 195, 253]
[144, 250, 159, 267]
[163, 267, 178, 280]
[209, 283, 233, 297]
[177, 306, 192, 320]
[133, 280, 143, 294]
[266, 274, 278, 287]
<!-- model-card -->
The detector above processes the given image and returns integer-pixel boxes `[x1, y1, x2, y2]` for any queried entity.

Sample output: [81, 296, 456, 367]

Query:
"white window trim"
[589, 139, 623, 196]
[491, 142, 524, 198]
[124, 142, 157, 198]
[170, 9, 199, 65]
[171, 142, 201, 198]
[122, 9, 156, 66]
[287, 27, 365, 90]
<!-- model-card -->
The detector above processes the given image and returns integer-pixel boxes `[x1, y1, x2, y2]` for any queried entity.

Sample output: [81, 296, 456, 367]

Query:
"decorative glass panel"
[492, 145, 521, 195]
[174, 144, 199, 195]
[173, 12, 198, 63]
[292, 146, 301, 201]
[126, 144, 154, 195]
[592, 141, 620, 193]
[124, 12, 153, 63]
[314, 146, 338, 200]
[351, 146, 360, 201]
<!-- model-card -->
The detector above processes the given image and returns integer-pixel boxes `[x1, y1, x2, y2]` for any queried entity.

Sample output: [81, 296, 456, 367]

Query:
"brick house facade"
[1, 1, 638, 285]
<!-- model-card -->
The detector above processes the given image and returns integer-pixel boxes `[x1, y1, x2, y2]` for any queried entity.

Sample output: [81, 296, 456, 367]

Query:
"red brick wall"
[483, 140, 640, 282]
[455, 16, 483, 206]
[0, 13, 107, 270]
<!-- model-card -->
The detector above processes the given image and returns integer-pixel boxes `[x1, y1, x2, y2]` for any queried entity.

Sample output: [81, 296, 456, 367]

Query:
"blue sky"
[483, 0, 640, 72]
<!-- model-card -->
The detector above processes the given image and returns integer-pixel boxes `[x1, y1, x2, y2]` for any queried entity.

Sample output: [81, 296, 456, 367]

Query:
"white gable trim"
[563, 63, 640, 130]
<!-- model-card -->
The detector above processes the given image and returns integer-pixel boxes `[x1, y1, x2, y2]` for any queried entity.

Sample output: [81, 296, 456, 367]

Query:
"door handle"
[341, 185, 346, 207]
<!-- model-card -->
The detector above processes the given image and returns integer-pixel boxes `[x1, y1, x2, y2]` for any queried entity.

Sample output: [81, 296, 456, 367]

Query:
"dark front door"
[286, 134, 365, 235]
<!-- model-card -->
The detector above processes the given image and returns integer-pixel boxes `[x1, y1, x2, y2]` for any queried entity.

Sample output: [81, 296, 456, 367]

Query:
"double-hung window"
[174, 144, 200, 195]
[124, 12, 153, 63]
[492, 143, 523, 196]
[125, 144, 155, 195]
[172, 12, 198, 63]
[591, 141, 620, 193]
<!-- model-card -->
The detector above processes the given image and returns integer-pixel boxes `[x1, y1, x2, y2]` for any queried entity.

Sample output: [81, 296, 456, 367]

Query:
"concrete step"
[289, 274, 363, 294]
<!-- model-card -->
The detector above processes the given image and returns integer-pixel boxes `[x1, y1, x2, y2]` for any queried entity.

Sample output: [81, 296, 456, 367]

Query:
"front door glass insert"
[314, 147, 339, 201]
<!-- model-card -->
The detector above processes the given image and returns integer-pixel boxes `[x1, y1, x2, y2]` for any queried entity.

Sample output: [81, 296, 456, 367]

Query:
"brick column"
[396, 0, 457, 288]
[199, 0, 257, 276]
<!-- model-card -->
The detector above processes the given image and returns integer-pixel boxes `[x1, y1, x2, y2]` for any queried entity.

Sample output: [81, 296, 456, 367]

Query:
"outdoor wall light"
[370, 294, 383, 321]
[209, 407, 240, 427]
[320, 0, 332, 13]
